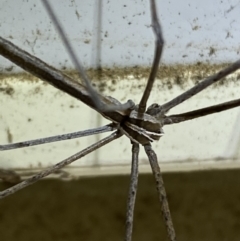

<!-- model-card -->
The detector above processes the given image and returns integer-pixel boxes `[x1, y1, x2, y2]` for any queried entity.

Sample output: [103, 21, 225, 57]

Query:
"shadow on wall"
[1, 169, 240, 241]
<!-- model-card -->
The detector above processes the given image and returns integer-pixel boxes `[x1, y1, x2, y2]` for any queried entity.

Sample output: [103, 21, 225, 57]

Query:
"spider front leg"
[144, 143, 176, 241]
[139, 0, 164, 114]
[41, 0, 134, 113]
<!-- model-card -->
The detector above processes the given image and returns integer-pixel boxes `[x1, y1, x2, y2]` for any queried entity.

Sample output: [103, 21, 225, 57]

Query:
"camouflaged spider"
[0, 1, 240, 241]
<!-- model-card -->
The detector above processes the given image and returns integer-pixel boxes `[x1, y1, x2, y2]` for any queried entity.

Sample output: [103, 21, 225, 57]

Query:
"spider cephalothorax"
[120, 105, 164, 145]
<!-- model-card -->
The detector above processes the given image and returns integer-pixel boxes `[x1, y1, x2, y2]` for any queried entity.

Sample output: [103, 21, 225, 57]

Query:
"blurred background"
[1, 170, 240, 241]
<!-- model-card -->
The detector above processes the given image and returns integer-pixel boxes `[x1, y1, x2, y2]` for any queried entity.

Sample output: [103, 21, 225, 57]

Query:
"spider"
[0, 1, 240, 241]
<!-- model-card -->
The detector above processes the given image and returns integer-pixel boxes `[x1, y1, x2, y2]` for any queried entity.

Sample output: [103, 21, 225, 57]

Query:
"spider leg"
[0, 131, 122, 199]
[163, 98, 240, 125]
[144, 143, 176, 241]
[41, 0, 134, 113]
[0, 37, 127, 123]
[0, 124, 116, 151]
[139, 0, 164, 113]
[158, 60, 240, 115]
[125, 143, 139, 241]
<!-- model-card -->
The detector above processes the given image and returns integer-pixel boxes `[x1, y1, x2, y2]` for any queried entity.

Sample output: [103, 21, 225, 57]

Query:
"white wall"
[0, 0, 240, 178]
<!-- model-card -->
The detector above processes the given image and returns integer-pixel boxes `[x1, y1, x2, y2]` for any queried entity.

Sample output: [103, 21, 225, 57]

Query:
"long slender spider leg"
[0, 124, 116, 151]
[0, 37, 126, 123]
[125, 143, 139, 241]
[41, 0, 134, 113]
[163, 98, 240, 125]
[159, 60, 240, 115]
[144, 144, 176, 241]
[0, 131, 122, 199]
[138, 0, 164, 113]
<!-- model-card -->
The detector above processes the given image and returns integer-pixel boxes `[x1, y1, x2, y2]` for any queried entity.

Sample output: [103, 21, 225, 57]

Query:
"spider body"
[120, 107, 164, 145]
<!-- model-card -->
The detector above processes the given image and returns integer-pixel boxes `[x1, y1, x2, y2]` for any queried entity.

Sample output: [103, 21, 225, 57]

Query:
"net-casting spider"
[0, 1, 240, 241]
